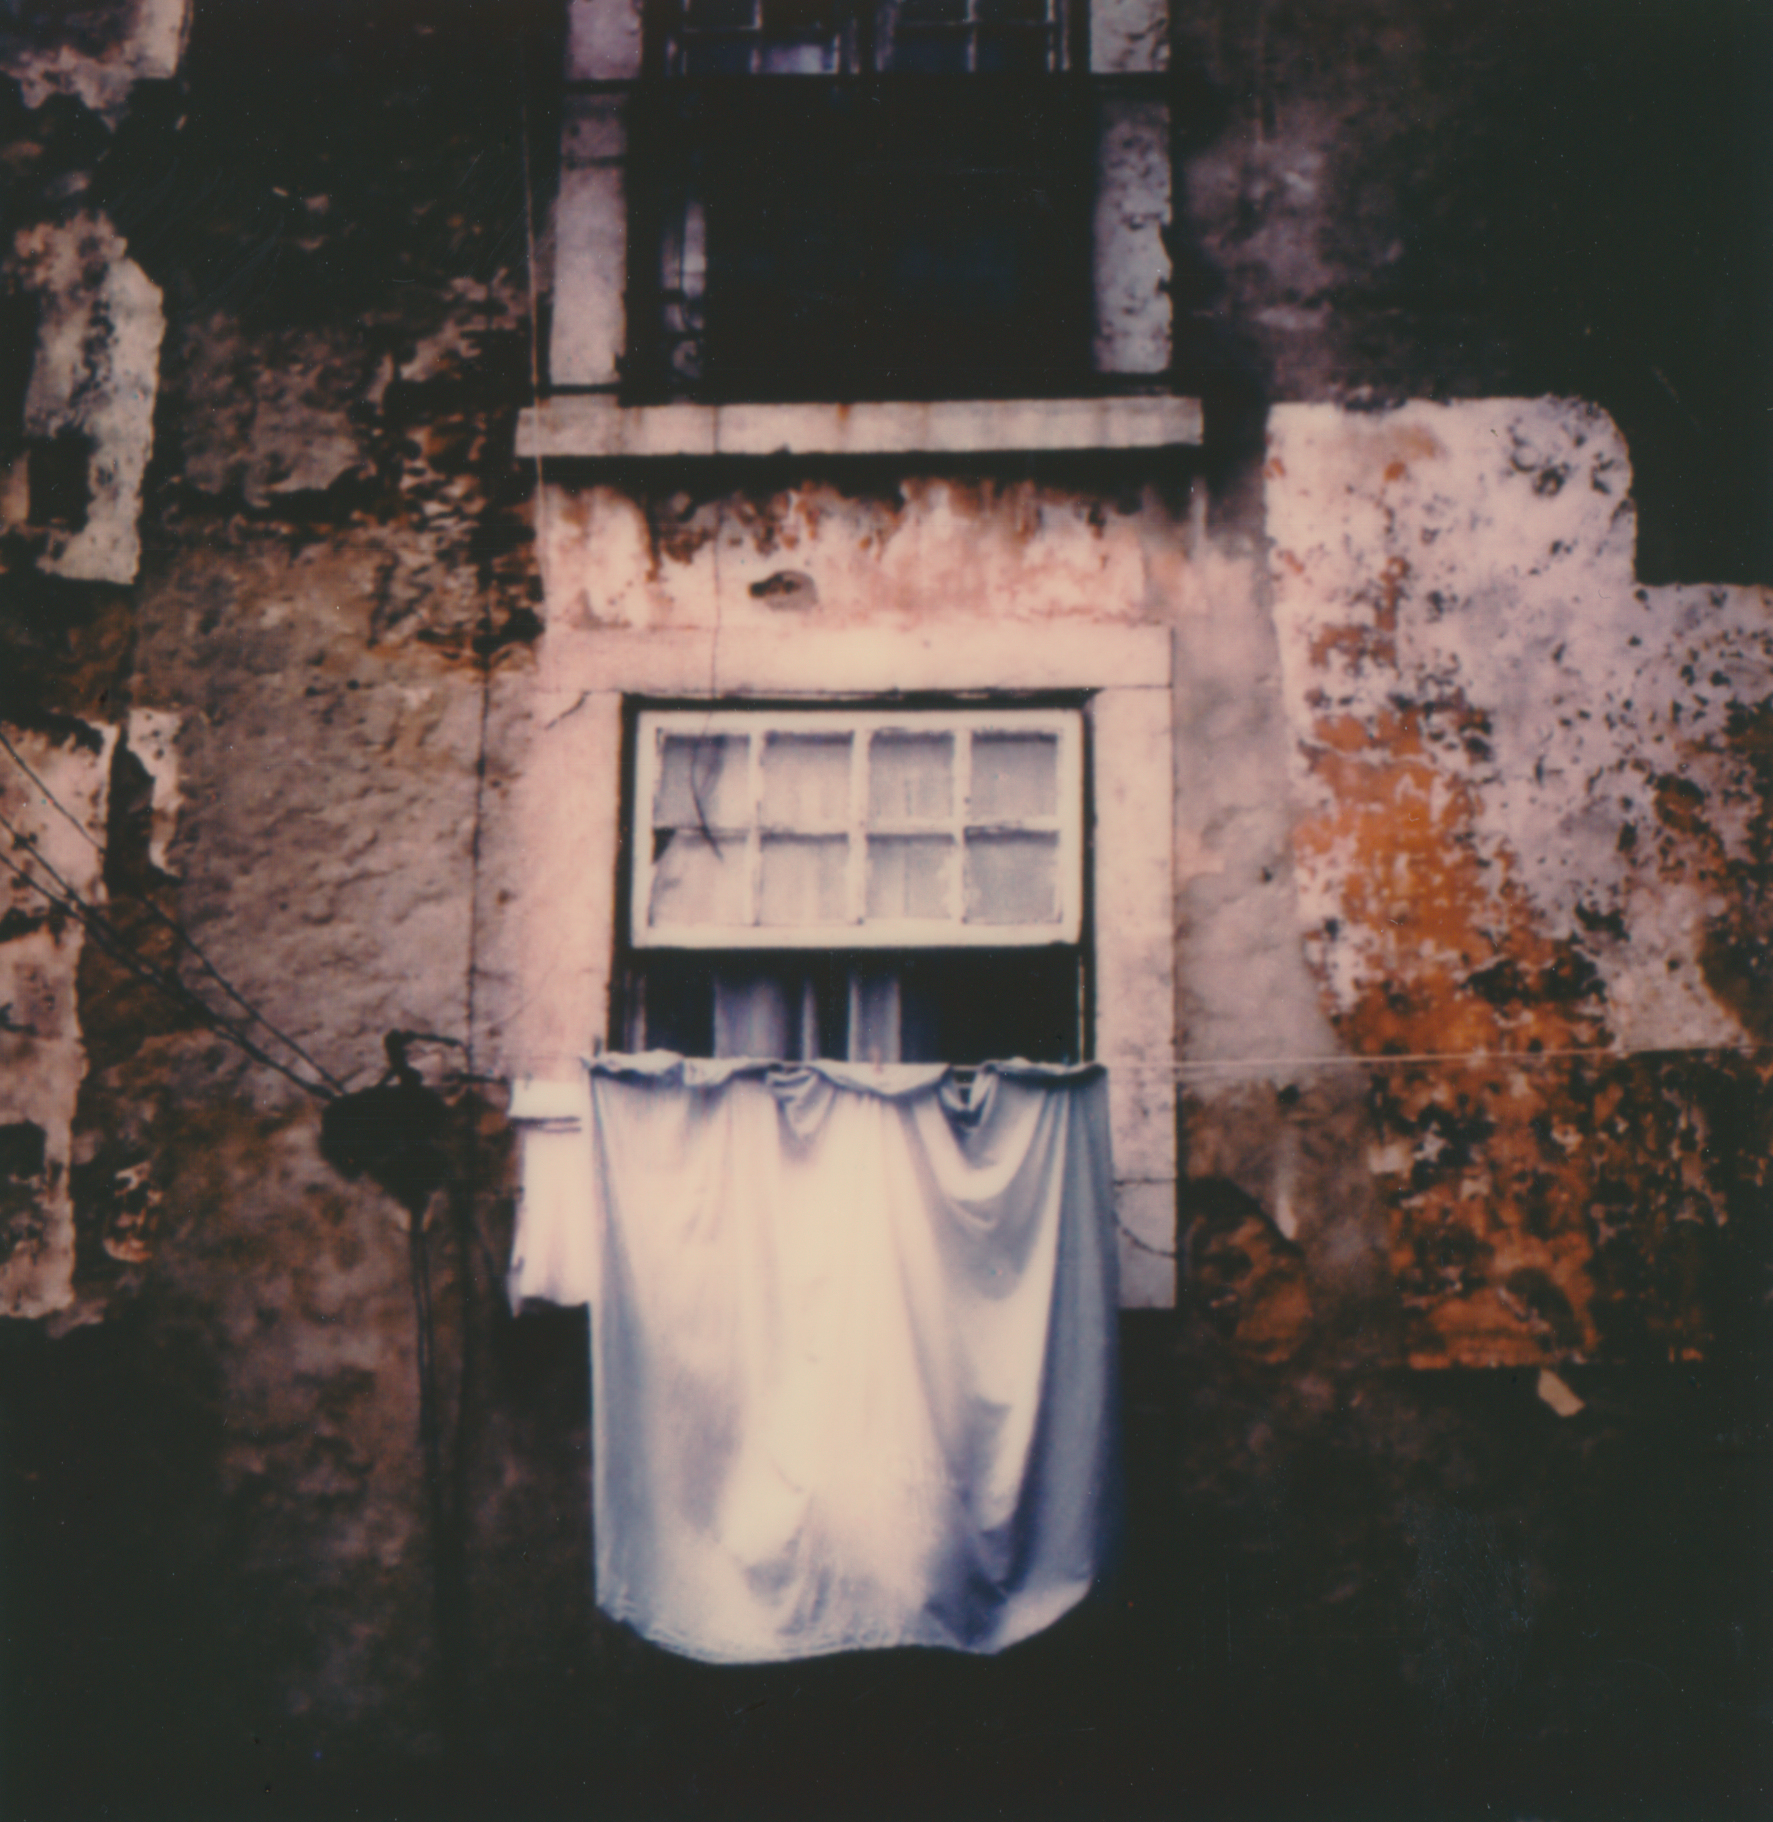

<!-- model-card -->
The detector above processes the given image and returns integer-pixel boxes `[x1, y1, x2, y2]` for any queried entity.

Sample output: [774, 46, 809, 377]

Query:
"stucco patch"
[0, 721, 116, 1316]
[0, 0, 189, 124]
[1267, 398, 1773, 1363]
[10, 212, 165, 585]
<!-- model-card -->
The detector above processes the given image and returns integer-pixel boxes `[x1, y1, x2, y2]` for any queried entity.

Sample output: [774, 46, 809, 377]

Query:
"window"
[493, 620, 1174, 1299]
[620, 705, 1086, 1063]
[626, 0, 1092, 401]
[656, 0, 1073, 77]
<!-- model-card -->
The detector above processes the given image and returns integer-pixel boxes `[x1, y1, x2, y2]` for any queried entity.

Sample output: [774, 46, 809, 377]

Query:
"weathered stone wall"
[0, 1, 1766, 1814]
[1261, 398, 1773, 1367]
[0, 0, 572, 1787]
[1168, 0, 1772, 583]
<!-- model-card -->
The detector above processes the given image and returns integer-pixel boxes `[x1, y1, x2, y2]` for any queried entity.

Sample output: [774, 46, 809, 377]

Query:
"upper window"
[657, 0, 1072, 76]
[628, 0, 1092, 402]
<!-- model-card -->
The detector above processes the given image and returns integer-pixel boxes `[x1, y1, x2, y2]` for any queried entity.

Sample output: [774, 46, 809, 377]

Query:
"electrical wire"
[1120, 1041, 1773, 1077]
[0, 840, 335, 1102]
[0, 747, 346, 1093]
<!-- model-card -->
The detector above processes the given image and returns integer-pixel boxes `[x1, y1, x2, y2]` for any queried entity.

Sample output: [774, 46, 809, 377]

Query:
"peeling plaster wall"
[0, 1, 572, 1782]
[1167, 0, 1771, 582]
[0, 0, 188, 123]
[1267, 398, 1773, 1366]
[0, 723, 113, 1315]
[9, 211, 164, 584]
[536, 474, 1188, 631]
[0, 1, 1767, 1812]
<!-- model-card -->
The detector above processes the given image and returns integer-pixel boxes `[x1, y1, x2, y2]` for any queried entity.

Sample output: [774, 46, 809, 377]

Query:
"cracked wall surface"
[0, 723, 113, 1315]
[1266, 398, 1773, 1365]
[0, 0, 188, 123]
[0, 0, 1766, 1812]
[8, 212, 164, 584]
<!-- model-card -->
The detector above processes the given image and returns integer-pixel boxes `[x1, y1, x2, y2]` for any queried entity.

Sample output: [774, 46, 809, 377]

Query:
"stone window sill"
[514, 395, 1202, 460]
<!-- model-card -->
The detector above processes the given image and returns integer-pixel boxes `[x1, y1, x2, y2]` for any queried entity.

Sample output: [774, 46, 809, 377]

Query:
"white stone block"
[1106, 1061, 1175, 1181]
[1093, 99, 1172, 375]
[1090, 0, 1167, 72]
[491, 689, 624, 1073]
[549, 99, 628, 389]
[534, 626, 1172, 700]
[1091, 683, 1175, 925]
[567, 0, 645, 80]
[516, 395, 1203, 458]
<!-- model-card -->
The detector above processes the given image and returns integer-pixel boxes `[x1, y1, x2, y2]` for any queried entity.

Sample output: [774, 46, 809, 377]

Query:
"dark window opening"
[623, 949, 1082, 1063]
[628, 5, 1093, 403]
[656, 0, 1073, 78]
[0, 1121, 48, 1181]
[27, 432, 91, 530]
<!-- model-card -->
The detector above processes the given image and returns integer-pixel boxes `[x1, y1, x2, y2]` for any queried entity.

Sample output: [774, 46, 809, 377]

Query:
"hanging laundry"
[508, 1054, 1119, 1664]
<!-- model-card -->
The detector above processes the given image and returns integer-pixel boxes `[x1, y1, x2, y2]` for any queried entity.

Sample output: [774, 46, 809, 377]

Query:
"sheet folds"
[509, 1054, 1118, 1663]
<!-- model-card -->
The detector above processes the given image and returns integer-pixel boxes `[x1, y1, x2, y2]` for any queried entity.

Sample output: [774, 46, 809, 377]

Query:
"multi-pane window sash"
[632, 707, 1084, 948]
[661, 0, 1067, 76]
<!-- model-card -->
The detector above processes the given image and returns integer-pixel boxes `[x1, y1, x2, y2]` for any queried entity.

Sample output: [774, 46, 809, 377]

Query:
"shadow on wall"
[5, 1294, 1767, 1821]
[1167, 49, 1272, 523]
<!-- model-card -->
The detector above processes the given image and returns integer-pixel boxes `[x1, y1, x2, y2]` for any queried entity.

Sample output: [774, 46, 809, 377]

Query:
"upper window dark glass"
[658, 0, 1071, 76]
[628, 0, 1091, 403]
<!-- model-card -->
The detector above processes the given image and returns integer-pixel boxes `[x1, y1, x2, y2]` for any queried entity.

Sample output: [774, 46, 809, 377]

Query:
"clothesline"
[1117, 1040, 1773, 1074]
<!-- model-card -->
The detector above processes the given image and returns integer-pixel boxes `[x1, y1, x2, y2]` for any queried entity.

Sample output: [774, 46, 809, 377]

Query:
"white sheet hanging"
[508, 1054, 1119, 1665]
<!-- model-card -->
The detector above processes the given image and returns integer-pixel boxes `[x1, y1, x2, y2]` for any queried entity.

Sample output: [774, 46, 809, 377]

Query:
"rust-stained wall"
[1265, 398, 1773, 1367]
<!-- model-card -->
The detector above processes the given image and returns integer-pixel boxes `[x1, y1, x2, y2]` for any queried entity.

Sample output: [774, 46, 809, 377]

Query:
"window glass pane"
[974, 25, 1049, 70]
[713, 972, 791, 1058]
[761, 733, 851, 827]
[758, 0, 840, 65]
[759, 835, 849, 925]
[685, 0, 757, 28]
[850, 972, 902, 1064]
[969, 731, 1057, 821]
[656, 734, 751, 830]
[964, 830, 1059, 924]
[868, 731, 952, 822]
[895, 951, 1078, 1062]
[886, 28, 969, 69]
[681, 38, 756, 71]
[762, 0, 836, 33]
[650, 831, 749, 927]
[866, 835, 954, 920]
[755, 38, 837, 70]
[977, 0, 1046, 21]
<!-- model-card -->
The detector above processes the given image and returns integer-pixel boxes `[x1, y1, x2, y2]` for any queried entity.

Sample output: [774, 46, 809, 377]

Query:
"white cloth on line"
[508, 1053, 1119, 1665]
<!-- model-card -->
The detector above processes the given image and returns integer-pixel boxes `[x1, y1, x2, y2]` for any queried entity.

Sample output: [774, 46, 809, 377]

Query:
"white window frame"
[631, 705, 1084, 950]
[491, 621, 1177, 1306]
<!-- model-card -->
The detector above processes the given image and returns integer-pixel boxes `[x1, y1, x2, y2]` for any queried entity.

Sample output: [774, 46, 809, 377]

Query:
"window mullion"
[744, 728, 763, 927]
[1060, 716, 1081, 938]
[634, 723, 658, 942]
[951, 726, 971, 927]
[848, 726, 868, 930]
